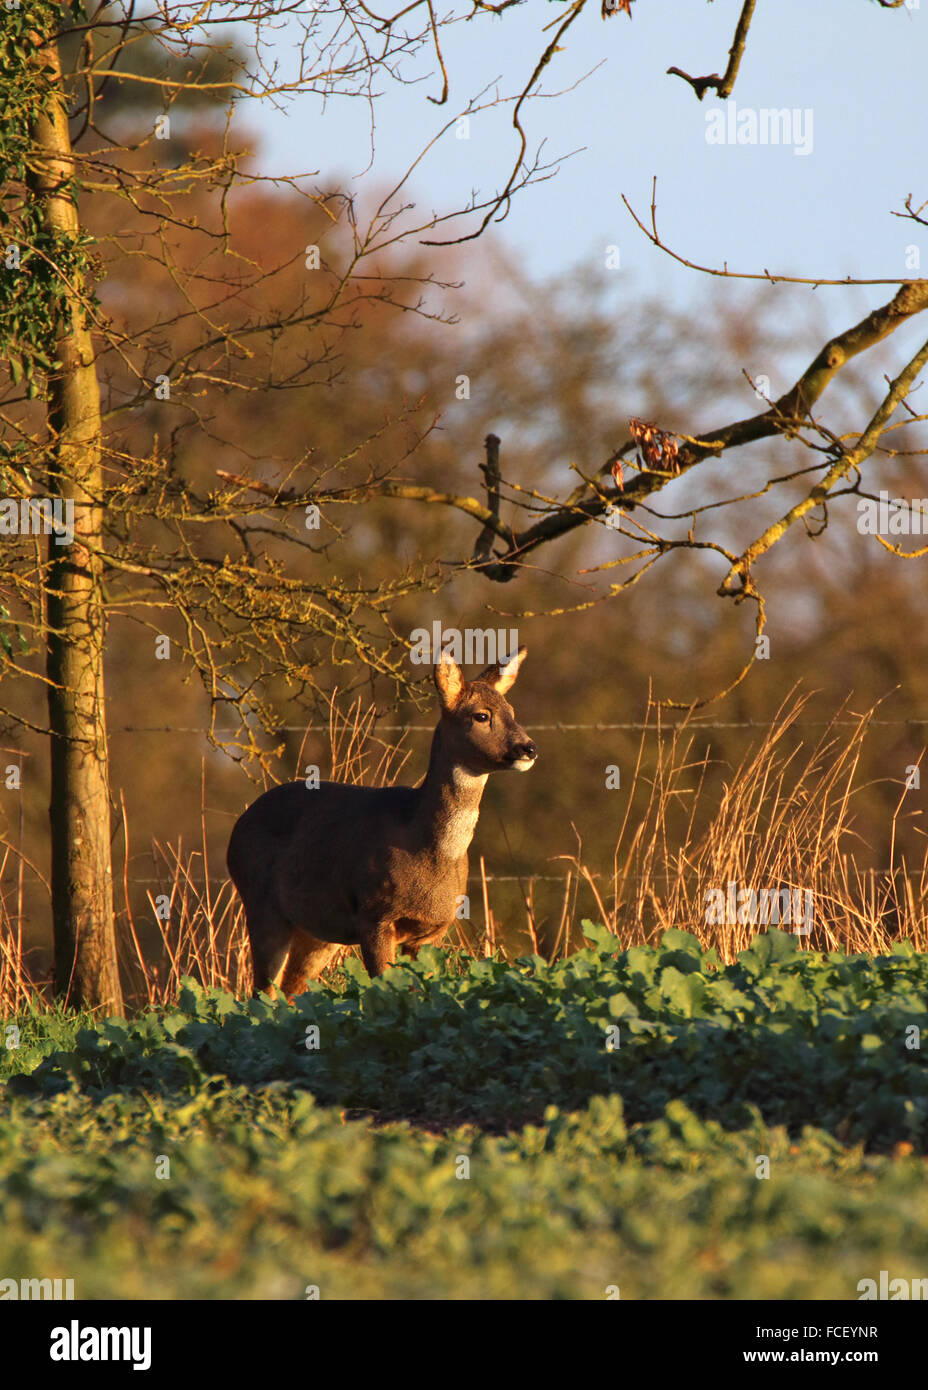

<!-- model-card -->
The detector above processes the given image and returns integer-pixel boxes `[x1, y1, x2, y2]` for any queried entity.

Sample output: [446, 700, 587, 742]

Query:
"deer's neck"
[415, 725, 487, 861]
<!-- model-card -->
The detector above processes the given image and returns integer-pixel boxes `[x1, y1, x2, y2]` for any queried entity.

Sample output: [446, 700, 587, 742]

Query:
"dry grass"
[557, 689, 928, 959]
[2, 690, 926, 1015]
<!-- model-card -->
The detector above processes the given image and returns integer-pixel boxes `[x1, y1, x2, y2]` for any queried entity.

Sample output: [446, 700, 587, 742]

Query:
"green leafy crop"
[2, 931, 926, 1298]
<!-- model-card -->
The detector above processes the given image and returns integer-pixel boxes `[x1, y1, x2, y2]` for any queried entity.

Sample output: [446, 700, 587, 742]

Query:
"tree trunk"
[28, 24, 122, 1013]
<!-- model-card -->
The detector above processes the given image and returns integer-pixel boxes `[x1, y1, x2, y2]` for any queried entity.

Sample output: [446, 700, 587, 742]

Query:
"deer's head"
[434, 646, 537, 775]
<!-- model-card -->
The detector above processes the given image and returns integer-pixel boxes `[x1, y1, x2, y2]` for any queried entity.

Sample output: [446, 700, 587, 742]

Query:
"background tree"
[0, 0, 569, 1009]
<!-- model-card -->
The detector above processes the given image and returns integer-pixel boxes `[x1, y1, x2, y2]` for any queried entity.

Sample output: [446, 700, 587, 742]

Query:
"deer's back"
[227, 779, 462, 934]
[228, 779, 419, 864]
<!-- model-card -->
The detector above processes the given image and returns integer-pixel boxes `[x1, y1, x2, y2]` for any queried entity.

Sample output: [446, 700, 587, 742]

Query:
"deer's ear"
[476, 645, 526, 695]
[434, 650, 464, 708]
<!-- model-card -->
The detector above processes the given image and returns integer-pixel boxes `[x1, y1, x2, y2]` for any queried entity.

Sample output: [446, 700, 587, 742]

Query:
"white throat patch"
[437, 770, 487, 859]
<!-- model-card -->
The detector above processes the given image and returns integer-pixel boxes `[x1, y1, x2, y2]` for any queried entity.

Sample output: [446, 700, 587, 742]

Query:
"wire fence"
[111, 719, 928, 733]
[4, 713, 925, 888]
[120, 869, 907, 885]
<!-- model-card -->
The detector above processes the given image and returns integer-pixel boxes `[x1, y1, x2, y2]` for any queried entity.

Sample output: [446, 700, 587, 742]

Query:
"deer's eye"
[473, 711, 490, 723]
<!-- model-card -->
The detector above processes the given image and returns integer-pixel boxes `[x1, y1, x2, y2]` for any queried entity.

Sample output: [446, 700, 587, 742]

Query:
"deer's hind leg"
[245, 902, 293, 999]
[280, 928, 343, 1000]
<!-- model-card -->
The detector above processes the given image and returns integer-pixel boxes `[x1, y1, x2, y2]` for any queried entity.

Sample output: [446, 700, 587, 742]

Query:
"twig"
[667, 0, 757, 101]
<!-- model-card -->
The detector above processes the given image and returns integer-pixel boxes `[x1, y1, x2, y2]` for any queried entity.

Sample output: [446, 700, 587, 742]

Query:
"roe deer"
[226, 646, 537, 998]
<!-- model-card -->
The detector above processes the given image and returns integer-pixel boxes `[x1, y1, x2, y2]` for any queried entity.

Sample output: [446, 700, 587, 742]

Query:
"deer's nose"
[512, 740, 537, 762]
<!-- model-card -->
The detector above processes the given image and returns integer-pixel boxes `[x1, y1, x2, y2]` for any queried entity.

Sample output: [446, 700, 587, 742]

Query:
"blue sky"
[242, 0, 925, 318]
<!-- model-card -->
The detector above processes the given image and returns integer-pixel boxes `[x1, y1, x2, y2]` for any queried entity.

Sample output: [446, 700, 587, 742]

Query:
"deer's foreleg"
[359, 918, 397, 977]
[280, 929, 344, 1000]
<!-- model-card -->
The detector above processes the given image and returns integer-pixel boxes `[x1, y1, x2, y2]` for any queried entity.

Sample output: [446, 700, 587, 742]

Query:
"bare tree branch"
[667, 0, 757, 100]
